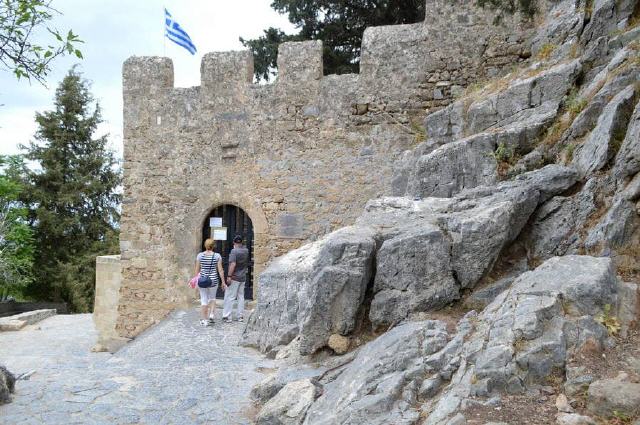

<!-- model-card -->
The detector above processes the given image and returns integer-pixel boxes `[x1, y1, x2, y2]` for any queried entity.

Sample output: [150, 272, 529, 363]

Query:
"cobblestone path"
[0, 310, 276, 424]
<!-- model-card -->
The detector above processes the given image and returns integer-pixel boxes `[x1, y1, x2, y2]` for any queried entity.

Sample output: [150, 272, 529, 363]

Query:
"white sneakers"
[199, 319, 208, 326]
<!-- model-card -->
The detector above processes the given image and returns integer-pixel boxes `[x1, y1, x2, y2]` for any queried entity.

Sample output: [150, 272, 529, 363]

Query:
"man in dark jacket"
[222, 235, 249, 322]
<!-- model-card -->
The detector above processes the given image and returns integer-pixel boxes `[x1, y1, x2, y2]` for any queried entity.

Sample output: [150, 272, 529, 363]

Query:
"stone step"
[0, 309, 56, 332]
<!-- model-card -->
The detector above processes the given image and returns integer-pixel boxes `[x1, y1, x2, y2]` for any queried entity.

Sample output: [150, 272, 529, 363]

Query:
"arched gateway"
[201, 204, 254, 300]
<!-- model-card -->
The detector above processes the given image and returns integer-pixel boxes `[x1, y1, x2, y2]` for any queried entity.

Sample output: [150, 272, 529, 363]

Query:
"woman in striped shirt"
[194, 238, 226, 326]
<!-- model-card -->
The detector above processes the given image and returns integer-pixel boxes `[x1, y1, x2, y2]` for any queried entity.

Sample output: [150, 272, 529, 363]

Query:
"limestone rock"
[425, 256, 617, 424]
[304, 321, 448, 425]
[569, 56, 639, 143]
[531, 0, 585, 57]
[573, 85, 637, 179]
[405, 102, 557, 199]
[587, 379, 640, 417]
[555, 394, 573, 413]
[556, 413, 597, 425]
[371, 165, 577, 326]
[446, 413, 467, 425]
[251, 375, 285, 404]
[256, 379, 322, 425]
[0, 365, 15, 405]
[581, 0, 637, 48]
[463, 276, 515, 310]
[522, 177, 599, 261]
[405, 133, 497, 199]
[242, 226, 376, 355]
[423, 60, 578, 148]
[327, 334, 350, 355]
[614, 98, 640, 182]
[616, 281, 639, 338]
[565, 366, 595, 396]
[371, 223, 458, 326]
[467, 61, 581, 134]
[391, 142, 432, 196]
[584, 193, 640, 250]
[442, 165, 578, 289]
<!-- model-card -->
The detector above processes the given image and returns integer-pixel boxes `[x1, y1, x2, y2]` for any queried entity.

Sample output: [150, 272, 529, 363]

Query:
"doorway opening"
[201, 204, 254, 300]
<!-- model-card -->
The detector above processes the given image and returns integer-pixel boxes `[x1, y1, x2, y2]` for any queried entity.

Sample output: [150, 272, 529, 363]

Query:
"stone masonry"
[109, 0, 539, 342]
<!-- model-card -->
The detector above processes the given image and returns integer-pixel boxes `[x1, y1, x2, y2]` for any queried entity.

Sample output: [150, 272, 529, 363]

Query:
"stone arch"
[190, 194, 269, 299]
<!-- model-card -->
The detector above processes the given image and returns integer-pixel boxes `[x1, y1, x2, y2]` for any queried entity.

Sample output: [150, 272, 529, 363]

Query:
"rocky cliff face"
[243, 1, 640, 423]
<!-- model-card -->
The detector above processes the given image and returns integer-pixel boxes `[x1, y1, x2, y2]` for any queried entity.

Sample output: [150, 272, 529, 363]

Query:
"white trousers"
[222, 280, 245, 319]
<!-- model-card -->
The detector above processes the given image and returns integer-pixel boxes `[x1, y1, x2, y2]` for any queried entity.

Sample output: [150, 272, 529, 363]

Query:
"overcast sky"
[0, 0, 295, 157]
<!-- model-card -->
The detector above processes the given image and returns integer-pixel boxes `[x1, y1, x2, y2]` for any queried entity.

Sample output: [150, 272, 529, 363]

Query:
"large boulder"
[256, 379, 322, 425]
[370, 224, 458, 326]
[370, 165, 577, 326]
[242, 226, 376, 355]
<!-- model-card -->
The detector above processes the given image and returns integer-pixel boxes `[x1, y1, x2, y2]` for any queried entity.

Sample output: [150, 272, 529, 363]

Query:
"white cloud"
[0, 0, 295, 158]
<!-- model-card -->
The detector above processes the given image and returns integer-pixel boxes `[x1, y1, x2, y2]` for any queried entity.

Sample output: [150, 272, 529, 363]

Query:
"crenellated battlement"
[123, 0, 535, 117]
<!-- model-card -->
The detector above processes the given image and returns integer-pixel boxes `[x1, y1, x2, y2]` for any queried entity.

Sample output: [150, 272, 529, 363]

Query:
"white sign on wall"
[209, 217, 223, 227]
[212, 227, 227, 241]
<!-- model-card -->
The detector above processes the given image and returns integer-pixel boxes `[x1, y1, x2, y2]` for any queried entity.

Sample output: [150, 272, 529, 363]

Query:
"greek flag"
[165, 8, 197, 55]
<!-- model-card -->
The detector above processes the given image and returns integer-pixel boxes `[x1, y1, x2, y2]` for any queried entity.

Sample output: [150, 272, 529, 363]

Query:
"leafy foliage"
[0, 0, 83, 84]
[20, 68, 121, 311]
[240, 0, 425, 82]
[595, 304, 621, 336]
[0, 155, 34, 299]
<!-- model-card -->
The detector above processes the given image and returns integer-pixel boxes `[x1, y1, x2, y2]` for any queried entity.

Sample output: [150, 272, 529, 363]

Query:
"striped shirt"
[197, 252, 221, 286]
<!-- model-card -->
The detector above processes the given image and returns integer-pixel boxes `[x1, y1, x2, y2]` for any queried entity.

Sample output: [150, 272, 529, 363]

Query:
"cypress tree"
[21, 67, 121, 311]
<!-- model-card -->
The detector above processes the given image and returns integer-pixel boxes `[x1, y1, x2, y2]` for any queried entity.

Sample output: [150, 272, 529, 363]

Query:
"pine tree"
[0, 155, 34, 300]
[240, 0, 425, 82]
[21, 68, 121, 311]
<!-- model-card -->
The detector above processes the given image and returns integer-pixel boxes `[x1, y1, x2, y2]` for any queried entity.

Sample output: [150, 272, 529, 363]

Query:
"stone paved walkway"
[0, 309, 276, 424]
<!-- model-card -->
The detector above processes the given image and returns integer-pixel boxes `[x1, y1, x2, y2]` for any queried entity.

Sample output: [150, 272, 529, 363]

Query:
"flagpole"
[163, 6, 166, 57]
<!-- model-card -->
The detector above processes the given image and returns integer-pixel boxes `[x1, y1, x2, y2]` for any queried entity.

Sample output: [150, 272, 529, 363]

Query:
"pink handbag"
[188, 276, 198, 289]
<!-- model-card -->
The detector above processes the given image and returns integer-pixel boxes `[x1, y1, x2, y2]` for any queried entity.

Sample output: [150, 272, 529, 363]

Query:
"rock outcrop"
[243, 165, 578, 352]
[245, 0, 640, 423]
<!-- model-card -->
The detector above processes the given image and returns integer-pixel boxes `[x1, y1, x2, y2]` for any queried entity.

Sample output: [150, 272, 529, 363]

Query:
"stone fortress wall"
[102, 0, 540, 345]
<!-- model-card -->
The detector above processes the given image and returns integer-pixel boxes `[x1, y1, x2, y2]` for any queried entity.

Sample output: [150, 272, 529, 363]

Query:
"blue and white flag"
[165, 8, 197, 55]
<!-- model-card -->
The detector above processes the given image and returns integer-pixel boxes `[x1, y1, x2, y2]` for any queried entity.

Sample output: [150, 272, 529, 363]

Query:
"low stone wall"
[0, 301, 68, 318]
[93, 255, 128, 352]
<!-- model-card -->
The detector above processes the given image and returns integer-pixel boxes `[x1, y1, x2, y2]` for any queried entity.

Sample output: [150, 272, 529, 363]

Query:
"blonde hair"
[204, 238, 215, 250]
